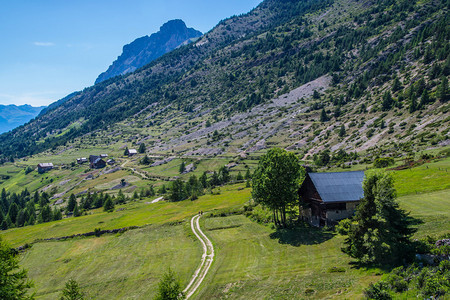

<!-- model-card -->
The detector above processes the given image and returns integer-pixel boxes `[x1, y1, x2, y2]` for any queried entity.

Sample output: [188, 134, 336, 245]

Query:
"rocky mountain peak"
[95, 19, 202, 84]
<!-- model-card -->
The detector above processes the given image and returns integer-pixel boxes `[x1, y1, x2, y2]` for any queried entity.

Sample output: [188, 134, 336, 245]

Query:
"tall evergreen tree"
[437, 76, 449, 103]
[0, 237, 34, 299]
[320, 108, 328, 122]
[138, 143, 146, 154]
[341, 172, 417, 265]
[60, 279, 85, 300]
[179, 161, 186, 174]
[103, 198, 115, 212]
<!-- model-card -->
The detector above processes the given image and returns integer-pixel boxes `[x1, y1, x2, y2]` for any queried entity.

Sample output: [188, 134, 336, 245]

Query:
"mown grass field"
[397, 189, 450, 238]
[196, 215, 378, 299]
[391, 158, 450, 196]
[20, 223, 200, 299]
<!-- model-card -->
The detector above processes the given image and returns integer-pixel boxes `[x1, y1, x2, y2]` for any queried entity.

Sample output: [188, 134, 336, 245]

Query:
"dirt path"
[120, 158, 149, 179]
[183, 214, 214, 299]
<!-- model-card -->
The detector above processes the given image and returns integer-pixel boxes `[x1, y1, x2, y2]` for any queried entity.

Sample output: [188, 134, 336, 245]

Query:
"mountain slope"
[0, 104, 45, 134]
[0, 0, 448, 163]
[95, 19, 202, 84]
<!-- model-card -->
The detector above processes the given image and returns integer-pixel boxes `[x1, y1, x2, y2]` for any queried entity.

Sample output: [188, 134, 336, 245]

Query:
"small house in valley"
[127, 149, 138, 156]
[77, 157, 88, 164]
[299, 171, 364, 226]
[89, 155, 106, 169]
[37, 163, 54, 174]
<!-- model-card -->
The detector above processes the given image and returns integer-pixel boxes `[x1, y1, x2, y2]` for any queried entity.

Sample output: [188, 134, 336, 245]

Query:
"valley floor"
[14, 187, 449, 299]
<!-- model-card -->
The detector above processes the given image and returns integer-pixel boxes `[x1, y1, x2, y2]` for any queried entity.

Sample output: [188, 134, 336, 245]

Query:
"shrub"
[364, 282, 392, 300]
[373, 157, 395, 168]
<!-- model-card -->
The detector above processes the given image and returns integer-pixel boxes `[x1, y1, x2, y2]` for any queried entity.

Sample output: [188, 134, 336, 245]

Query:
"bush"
[364, 282, 392, 300]
[373, 157, 395, 168]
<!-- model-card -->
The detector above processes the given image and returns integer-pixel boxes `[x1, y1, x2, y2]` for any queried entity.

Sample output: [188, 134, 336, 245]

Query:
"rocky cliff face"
[95, 19, 202, 84]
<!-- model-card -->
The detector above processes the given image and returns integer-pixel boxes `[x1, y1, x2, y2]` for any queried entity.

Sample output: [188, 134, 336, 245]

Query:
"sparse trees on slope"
[252, 148, 305, 227]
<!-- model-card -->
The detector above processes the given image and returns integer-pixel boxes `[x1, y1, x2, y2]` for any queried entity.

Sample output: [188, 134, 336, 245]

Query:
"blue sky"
[0, 0, 262, 107]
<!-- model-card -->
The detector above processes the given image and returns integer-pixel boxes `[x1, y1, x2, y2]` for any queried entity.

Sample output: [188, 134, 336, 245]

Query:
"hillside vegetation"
[0, 0, 447, 165]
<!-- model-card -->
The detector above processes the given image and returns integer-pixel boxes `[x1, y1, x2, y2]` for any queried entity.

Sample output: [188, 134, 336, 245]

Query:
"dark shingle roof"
[309, 171, 364, 203]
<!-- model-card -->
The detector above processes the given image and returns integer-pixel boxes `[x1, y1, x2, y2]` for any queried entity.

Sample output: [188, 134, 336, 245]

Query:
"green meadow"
[1, 183, 251, 247]
[0, 157, 448, 299]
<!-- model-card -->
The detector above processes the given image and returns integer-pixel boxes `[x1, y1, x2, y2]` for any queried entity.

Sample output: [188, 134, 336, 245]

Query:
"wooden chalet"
[127, 149, 138, 156]
[89, 155, 106, 169]
[299, 171, 364, 226]
[37, 163, 54, 174]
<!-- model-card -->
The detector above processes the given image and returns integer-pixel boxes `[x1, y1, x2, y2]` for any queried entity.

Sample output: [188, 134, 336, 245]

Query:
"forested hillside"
[0, 0, 448, 163]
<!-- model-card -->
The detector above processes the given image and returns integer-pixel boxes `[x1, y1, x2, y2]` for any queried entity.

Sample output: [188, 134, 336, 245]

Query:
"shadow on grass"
[269, 224, 335, 246]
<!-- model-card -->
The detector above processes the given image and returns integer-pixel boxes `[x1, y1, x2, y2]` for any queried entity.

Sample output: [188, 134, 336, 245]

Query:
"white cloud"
[33, 42, 55, 47]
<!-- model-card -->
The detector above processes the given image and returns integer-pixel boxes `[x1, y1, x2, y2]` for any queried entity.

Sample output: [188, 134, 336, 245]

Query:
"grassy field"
[1, 183, 251, 247]
[391, 158, 450, 196]
[20, 223, 200, 299]
[196, 215, 378, 299]
[397, 189, 450, 238]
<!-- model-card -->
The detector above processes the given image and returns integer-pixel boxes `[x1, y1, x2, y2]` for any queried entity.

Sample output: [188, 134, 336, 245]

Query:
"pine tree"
[381, 91, 393, 111]
[138, 143, 146, 154]
[437, 76, 449, 103]
[200, 172, 208, 188]
[40, 205, 51, 222]
[391, 77, 402, 92]
[0, 237, 34, 299]
[60, 279, 85, 300]
[419, 89, 430, 108]
[103, 198, 115, 212]
[7, 203, 19, 224]
[245, 169, 252, 180]
[154, 268, 185, 300]
[342, 172, 416, 265]
[320, 108, 328, 122]
[16, 210, 25, 227]
[73, 203, 80, 217]
[339, 124, 346, 137]
[179, 161, 186, 174]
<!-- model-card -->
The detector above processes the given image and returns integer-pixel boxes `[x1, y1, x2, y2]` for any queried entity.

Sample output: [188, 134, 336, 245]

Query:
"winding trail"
[183, 214, 214, 299]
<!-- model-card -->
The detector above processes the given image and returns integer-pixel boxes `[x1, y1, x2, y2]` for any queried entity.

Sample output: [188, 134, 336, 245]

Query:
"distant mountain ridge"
[0, 104, 45, 134]
[95, 19, 202, 84]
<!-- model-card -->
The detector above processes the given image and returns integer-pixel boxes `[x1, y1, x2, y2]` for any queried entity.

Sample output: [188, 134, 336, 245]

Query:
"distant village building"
[299, 171, 364, 226]
[127, 149, 138, 156]
[37, 163, 54, 174]
[89, 155, 106, 169]
[100, 154, 108, 158]
[77, 158, 88, 164]
[107, 158, 116, 165]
